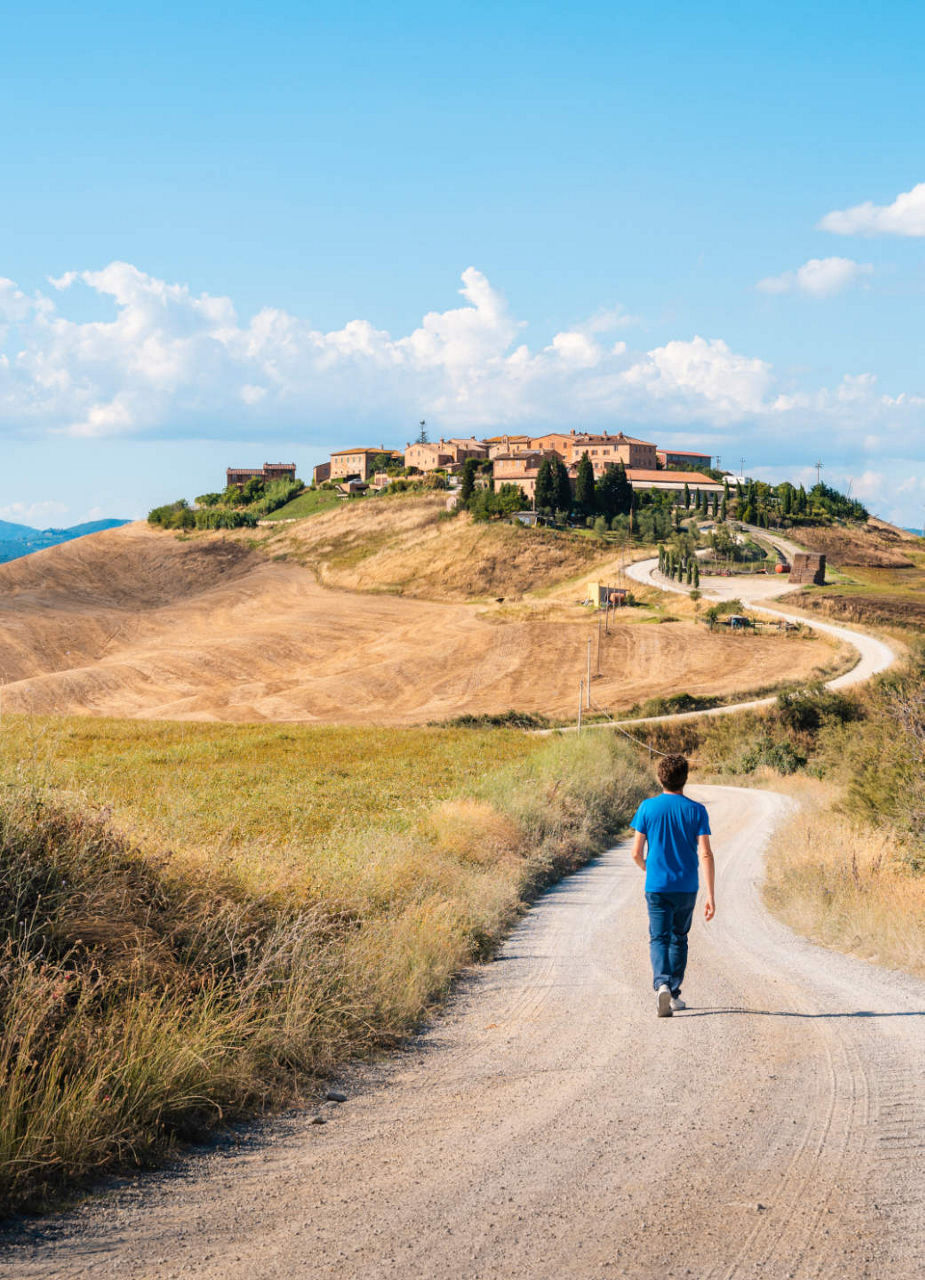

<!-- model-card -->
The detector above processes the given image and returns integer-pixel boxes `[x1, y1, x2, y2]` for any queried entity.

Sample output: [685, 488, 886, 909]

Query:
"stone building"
[226, 462, 296, 488]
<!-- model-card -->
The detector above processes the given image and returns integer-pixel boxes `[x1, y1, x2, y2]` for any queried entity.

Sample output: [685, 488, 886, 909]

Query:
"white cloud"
[756, 257, 873, 297]
[0, 500, 68, 526]
[0, 260, 922, 469]
[818, 182, 925, 237]
[620, 336, 771, 416]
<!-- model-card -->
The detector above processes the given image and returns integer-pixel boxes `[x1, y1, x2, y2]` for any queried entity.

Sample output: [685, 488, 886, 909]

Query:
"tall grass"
[0, 730, 650, 1214]
[763, 785, 925, 976]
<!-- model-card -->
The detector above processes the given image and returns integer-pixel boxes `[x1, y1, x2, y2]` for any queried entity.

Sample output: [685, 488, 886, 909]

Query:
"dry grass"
[0, 522, 837, 726]
[0, 723, 651, 1215]
[257, 492, 616, 600]
[761, 778, 925, 976]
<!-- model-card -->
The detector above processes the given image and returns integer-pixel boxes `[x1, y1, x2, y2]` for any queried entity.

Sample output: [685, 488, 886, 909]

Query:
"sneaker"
[656, 984, 672, 1017]
[670, 996, 687, 1011]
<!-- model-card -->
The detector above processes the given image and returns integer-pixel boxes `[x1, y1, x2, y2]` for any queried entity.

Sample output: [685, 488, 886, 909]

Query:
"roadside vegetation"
[0, 720, 650, 1214]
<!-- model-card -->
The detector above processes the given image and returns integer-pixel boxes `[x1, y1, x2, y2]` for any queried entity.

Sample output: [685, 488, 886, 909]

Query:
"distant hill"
[0, 517, 130, 564]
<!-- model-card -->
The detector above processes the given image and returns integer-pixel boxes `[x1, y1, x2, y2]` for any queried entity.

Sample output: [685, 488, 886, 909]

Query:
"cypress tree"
[683, 482, 691, 509]
[535, 458, 554, 512]
[692, 561, 700, 588]
[575, 452, 596, 515]
[554, 457, 573, 515]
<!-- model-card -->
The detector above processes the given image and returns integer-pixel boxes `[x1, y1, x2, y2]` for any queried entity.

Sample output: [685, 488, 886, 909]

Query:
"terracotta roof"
[330, 447, 397, 456]
[658, 449, 712, 457]
[626, 469, 719, 484]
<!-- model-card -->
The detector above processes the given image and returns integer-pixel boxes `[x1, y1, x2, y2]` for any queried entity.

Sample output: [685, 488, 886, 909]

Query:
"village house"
[657, 448, 713, 470]
[624, 468, 723, 498]
[483, 433, 532, 459]
[403, 437, 489, 472]
[531, 430, 658, 473]
[329, 447, 401, 482]
[226, 462, 297, 488]
[312, 461, 331, 485]
[491, 450, 559, 500]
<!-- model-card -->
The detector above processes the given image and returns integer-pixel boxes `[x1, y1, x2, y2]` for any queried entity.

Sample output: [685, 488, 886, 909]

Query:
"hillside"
[256, 492, 615, 600]
[0, 509, 839, 724]
[787, 517, 925, 630]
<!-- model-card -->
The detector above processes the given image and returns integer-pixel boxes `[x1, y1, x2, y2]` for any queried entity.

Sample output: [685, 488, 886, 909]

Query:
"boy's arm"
[631, 830, 647, 871]
[699, 834, 715, 920]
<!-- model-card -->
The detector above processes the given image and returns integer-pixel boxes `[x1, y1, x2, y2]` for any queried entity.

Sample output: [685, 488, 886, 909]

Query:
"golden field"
[0, 717, 651, 1214]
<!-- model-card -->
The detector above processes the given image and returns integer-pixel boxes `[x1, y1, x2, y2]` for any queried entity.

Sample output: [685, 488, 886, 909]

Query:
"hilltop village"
[305, 430, 723, 503]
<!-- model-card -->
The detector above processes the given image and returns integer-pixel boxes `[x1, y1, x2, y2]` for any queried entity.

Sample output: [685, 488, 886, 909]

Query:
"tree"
[460, 458, 478, 504]
[242, 476, 265, 503]
[553, 457, 573, 515]
[535, 458, 555, 512]
[692, 561, 700, 588]
[683, 482, 691, 510]
[596, 461, 633, 519]
[416, 420, 429, 444]
[575, 452, 596, 516]
[720, 494, 728, 521]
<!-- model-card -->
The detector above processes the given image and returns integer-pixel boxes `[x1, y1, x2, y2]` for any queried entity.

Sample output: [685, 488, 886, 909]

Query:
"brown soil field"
[791, 588, 925, 631]
[794, 518, 919, 568]
[788, 519, 925, 632]
[0, 520, 837, 724]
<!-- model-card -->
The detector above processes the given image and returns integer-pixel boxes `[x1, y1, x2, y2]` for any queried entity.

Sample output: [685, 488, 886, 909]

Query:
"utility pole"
[586, 637, 592, 708]
[578, 680, 584, 733]
[739, 456, 746, 480]
[597, 613, 603, 675]
[814, 459, 824, 486]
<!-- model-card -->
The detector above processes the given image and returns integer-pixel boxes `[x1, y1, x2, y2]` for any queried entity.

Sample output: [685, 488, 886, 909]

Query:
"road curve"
[4, 786, 923, 1279]
[619, 555, 897, 725]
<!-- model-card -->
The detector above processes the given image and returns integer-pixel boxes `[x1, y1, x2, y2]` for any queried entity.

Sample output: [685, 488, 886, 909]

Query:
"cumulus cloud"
[756, 257, 873, 297]
[818, 182, 925, 237]
[0, 499, 68, 526]
[0, 261, 921, 462]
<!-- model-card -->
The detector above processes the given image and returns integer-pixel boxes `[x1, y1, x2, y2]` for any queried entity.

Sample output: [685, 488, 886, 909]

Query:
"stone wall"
[788, 552, 826, 585]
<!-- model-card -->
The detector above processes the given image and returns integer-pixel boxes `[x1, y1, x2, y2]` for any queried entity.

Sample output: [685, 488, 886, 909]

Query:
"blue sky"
[2, 1, 924, 526]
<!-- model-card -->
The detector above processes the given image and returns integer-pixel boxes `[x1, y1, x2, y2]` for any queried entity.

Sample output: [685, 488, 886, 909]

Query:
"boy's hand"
[704, 896, 716, 921]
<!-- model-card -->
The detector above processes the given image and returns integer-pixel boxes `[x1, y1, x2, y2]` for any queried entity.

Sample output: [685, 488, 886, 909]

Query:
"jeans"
[645, 891, 698, 995]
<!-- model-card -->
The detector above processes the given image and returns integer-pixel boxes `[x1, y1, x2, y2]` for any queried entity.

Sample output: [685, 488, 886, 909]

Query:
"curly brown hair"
[657, 754, 689, 792]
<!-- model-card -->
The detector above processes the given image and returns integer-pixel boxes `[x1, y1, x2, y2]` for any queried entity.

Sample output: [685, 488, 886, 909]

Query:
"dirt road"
[620, 555, 897, 724]
[5, 786, 922, 1279]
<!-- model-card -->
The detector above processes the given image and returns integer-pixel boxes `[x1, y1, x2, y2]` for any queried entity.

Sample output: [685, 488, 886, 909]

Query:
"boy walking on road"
[630, 754, 715, 1017]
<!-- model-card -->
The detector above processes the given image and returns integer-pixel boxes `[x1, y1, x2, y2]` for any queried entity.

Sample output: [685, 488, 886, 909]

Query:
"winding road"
[4, 786, 922, 1279]
[621, 548, 897, 723]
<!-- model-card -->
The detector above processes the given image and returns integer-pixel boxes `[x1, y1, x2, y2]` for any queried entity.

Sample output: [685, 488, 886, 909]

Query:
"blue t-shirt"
[631, 792, 711, 893]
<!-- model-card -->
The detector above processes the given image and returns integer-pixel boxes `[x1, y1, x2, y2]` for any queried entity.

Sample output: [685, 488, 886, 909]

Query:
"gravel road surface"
[4, 785, 922, 1280]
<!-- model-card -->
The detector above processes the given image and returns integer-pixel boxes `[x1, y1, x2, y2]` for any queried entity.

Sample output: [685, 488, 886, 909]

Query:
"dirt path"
[619, 555, 897, 725]
[4, 786, 922, 1279]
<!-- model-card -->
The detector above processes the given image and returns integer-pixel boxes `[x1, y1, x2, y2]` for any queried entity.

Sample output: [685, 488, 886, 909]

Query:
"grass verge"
[0, 725, 650, 1215]
[762, 779, 925, 977]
